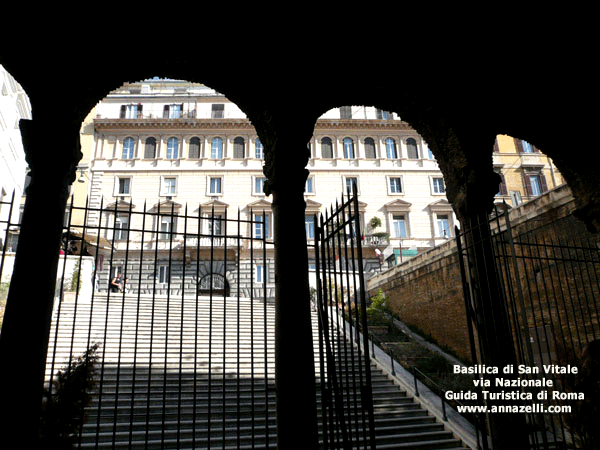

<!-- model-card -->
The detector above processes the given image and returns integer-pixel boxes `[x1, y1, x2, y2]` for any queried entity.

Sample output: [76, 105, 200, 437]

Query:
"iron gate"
[314, 185, 376, 450]
[457, 205, 600, 450]
[0, 194, 278, 449]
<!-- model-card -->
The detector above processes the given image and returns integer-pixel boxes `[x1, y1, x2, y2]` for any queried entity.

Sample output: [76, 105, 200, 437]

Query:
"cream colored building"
[0, 65, 31, 252]
[80, 79, 564, 294]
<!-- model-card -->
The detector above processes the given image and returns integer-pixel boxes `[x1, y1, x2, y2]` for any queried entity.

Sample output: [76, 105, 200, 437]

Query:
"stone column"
[263, 129, 319, 449]
[0, 118, 81, 447]
[450, 163, 530, 449]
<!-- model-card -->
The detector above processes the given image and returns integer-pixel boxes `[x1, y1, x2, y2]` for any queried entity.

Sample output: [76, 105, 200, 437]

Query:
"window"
[385, 138, 398, 159]
[388, 177, 403, 194]
[159, 216, 174, 240]
[209, 177, 223, 195]
[164, 104, 182, 119]
[144, 137, 156, 159]
[376, 109, 392, 120]
[392, 215, 407, 238]
[436, 214, 450, 238]
[406, 138, 419, 159]
[211, 104, 224, 118]
[233, 137, 245, 159]
[114, 213, 129, 240]
[208, 215, 222, 236]
[344, 176, 358, 194]
[115, 177, 131, 196]
[161, 177, 177, 196]
[158, 265, 170, 284]
[364, 137, 376, 159]
[254, 176, 266, 195]
[511, 190, 523, 206]
[432, 177, 446, 194]
[211, 137, 223, 159]
[122, 137, 135, 159]
[255, 263, 268, 283]
[321, 137, 333, 158]
[305, 176, 315, 194]
[340, 106, 352, 119]
[120, 104, 142, 119]
[524, 172, 547, 197]
[305, 215, 315, 239]
[254, 213, 270, 239]
[343, 138, 355, 159]
[166, 137, 179, 159]
[495, 170, 507, 196]
[515, 138, 537, 153]
[188, 137, 200, 159]
[255, 138, 264, 159]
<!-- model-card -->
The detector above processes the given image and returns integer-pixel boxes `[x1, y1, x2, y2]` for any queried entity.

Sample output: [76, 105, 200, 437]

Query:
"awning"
[65, 228, 113, 251]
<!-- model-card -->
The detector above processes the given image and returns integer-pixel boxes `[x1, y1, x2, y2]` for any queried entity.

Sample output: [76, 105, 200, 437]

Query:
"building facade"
[0, 65, 31, 251]
[80, 79, 563, 296]
[493, 134, 564, 207]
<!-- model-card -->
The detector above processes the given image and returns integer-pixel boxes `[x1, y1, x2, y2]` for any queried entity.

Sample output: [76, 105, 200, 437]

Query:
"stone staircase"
[45, 293, 470, 449]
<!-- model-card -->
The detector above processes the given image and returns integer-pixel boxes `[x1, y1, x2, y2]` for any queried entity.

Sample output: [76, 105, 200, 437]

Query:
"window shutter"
[120, 105, 126, 118]
[163, 105, 169, 118]
[137, 104, 143, 118]
[523, 173, 533, 196]
[499, 173, 508, 195]
[514, 138, 524, 153]
[539, 171, 548, 192]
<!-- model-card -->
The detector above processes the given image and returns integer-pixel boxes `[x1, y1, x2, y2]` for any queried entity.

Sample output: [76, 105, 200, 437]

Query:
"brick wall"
[367, 184, 597, 364]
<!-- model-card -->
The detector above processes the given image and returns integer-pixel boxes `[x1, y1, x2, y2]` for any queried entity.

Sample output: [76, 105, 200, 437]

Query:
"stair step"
[45, 295, 468, 449]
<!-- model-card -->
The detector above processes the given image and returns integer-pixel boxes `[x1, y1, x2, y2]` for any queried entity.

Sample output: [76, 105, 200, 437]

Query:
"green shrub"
[367, 288, 391, 326]
[40, 343, 100, 449]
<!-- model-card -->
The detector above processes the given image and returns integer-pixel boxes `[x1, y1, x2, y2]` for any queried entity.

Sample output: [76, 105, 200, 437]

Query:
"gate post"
[0, 119, 81, 447]
[263, 132, 319, 449]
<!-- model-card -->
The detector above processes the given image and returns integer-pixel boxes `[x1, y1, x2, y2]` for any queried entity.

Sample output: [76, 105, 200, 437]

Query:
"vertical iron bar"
[178, 204, 188, 447]
[222, 208, 228, 450]
[249, 208, 255, 447]
[129, 200, 147, 448]
[113, 199, 133, 449]
[236, 208, 242, 448]
[208, 205, 215, 450]
[351, 182, 376, 450]
[262, 208, 270, 449]
[455, 225, 490, 450]
[314, 213, 330, 449]
[193, 203, 202, 450]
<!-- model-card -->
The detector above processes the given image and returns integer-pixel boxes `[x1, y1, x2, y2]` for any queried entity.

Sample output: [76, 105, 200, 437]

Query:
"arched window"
[385, 138, 398, 159]
[122, 137, 135, 159]
[343, 138, 355, 159]
[211, 137, 223, 159]
[144, 137, 156, 159]
[255, 138, 264, 159]
[233, 137, 245, 159]
[406, 138, 419, 159]
[321, 137, 333, 159]
[188, 137, 200, 159]
[198, 273, 229, 296]
[166, 137, 179, 159]
[364, 137, 376, 159]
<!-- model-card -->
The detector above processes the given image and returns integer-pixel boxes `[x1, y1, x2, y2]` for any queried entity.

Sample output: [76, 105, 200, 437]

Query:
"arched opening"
[198, 273, 230, 296]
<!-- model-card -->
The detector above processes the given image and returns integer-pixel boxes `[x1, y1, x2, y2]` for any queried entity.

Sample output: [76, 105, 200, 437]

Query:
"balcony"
[363, 233, 390, 247]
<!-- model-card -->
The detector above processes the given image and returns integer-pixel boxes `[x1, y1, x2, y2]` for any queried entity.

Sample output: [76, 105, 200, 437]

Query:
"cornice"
[94, 118, 255, 131]
[314, 119, 413, 131]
